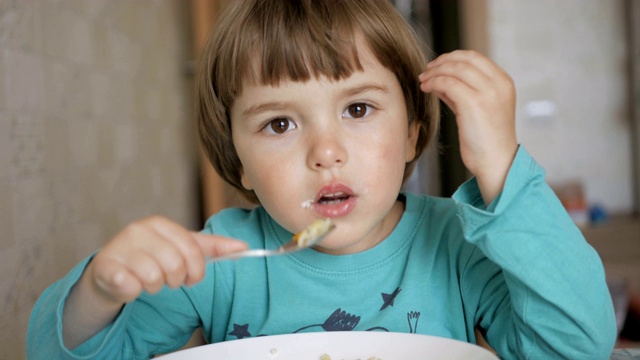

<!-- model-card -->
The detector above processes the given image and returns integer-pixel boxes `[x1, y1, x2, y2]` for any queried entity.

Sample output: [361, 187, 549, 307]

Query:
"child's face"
[230, 44, 419, 255]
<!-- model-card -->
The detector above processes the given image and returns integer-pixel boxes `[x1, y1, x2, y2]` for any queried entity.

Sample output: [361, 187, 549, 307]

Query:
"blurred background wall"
[483, 0, 634, 214]
[0, 0, 637, 358]
[0, 1, 199, 358]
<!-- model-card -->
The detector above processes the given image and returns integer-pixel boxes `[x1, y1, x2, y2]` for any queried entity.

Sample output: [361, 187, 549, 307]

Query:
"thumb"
[190, 232, 248, 258]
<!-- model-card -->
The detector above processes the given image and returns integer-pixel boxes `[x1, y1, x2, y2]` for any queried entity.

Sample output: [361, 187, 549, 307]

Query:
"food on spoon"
[292, 218, 333, 247]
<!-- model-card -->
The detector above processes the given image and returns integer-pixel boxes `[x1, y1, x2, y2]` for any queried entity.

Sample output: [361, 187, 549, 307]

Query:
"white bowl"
[158, 331, 499, 360]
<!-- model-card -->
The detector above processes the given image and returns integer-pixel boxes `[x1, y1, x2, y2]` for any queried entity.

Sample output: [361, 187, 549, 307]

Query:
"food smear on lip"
[292, 218, 333, 247]
[300, 199, 314, 209]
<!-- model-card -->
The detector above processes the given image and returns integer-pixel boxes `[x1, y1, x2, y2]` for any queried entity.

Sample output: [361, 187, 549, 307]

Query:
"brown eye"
[266, 118, 295, 134]
[345, 103, 371, 119]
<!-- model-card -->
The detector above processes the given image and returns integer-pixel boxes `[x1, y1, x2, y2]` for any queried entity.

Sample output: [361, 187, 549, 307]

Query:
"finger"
[427, 50, 507, 79]
[145, 217, 208, 286]
[123, 251, 165, 294]
[91, 257, 143, 304]
[143, 237, 188, 289]
[192, 232, 248, 259]
[107, 217, 186, 290]
[420, 75, 476, 114]
[144, 218, 204, 287]
[434, 92, 456, 115]
[420, 60, 490, 92]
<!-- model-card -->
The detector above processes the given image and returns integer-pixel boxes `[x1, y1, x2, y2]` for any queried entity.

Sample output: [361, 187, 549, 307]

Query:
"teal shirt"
[27, 146, 617, 359]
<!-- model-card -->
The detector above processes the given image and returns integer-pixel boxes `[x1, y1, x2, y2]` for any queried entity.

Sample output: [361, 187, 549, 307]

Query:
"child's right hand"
[64, 216, 247, 348]
[87, 216, 248, 305]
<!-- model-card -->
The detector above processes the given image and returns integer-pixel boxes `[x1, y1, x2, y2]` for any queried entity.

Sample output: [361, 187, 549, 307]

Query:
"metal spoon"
[209, 218, 335, 262]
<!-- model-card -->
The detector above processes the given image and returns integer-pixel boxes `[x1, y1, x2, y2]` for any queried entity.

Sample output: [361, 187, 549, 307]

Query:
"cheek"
[233, 128, 301, 200]
[241, 155, 299, 201]
[371, 127, 412, 165]
[359, 134, 410, 187]
[242, 160, 304, 234]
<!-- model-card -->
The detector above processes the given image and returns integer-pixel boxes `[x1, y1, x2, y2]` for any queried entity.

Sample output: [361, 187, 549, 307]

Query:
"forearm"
[473, 144, 518, 206]
[457, 147, 617, 358]
[483, 208, 615, 359]
[27, 255, 128, 359]
[62, 263, 124, 349]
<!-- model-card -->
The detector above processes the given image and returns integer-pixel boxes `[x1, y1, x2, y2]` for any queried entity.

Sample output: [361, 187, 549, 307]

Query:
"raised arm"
[419, 50, 518, 205]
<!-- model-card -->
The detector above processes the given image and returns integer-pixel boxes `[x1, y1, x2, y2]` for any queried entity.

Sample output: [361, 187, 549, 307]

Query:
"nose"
[306, 129, 348, 170]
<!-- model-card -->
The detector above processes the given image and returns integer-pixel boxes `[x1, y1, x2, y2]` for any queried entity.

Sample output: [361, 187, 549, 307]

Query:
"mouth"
[316, 191, 351, 205]
[311, 183, 357, 218]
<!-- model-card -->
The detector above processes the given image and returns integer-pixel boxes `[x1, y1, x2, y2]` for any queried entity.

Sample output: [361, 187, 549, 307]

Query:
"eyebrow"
[241, 82, 390, 118]
[242, 101, 292, 119]
[341, 82, 390, 98]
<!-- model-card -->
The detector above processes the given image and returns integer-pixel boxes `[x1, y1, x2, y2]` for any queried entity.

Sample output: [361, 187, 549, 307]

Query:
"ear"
[405, 120, 420, 162]
[240, 172, 253, 190]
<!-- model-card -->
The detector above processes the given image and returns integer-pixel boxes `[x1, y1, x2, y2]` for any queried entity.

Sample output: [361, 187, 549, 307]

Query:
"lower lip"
[314, 196, 356, 218]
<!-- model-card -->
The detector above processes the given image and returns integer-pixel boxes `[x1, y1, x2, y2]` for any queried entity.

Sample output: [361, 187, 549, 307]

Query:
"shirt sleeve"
[452, 145, 617, 359]
[26, 255, 202, 359]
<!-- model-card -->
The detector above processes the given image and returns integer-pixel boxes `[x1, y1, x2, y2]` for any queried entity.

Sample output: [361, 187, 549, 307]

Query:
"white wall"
[465, 0, 633, 213]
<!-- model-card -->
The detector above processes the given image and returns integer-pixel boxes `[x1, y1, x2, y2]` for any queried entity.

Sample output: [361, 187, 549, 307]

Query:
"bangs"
[236, 1, 365, 87]
[198, 0, 439, 203]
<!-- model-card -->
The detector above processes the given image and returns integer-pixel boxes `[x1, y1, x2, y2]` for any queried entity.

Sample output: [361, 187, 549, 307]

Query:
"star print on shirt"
[380, 286, 402, 311]
[228, 323, 252, 339]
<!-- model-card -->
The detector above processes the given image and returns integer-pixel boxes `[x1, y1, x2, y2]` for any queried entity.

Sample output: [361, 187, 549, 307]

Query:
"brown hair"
[197, 0, 440, 203]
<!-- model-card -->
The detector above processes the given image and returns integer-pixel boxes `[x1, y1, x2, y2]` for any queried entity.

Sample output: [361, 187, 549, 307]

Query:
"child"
[28, 0, 617, 358]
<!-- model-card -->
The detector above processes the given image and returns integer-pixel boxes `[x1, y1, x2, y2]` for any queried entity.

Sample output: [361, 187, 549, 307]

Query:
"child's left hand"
[419, 50, 518, 205]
